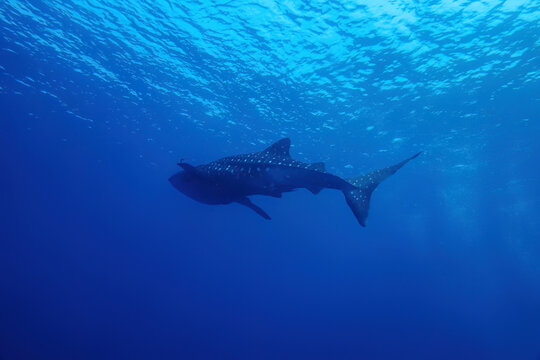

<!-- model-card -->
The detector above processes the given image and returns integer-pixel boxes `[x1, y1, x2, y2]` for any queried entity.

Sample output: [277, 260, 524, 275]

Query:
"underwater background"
[1, 0, 539, 359]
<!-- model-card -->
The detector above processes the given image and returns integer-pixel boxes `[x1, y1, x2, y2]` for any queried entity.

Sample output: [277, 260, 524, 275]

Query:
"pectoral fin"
[236, 197, 271, 220]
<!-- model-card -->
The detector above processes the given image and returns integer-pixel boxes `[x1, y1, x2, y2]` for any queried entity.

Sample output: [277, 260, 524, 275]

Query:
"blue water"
[1, 0, 539, 359]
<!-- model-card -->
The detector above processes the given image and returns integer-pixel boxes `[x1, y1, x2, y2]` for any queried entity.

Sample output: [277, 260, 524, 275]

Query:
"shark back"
[195, 138, 355, 197]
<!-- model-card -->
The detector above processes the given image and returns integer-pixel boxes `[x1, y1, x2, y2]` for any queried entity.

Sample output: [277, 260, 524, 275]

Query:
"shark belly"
[238, 166, 355, 195]
[277, 167, 354, 192]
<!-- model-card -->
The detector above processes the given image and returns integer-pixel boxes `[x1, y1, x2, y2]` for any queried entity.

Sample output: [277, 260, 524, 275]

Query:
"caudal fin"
[343, 152, 421, 226]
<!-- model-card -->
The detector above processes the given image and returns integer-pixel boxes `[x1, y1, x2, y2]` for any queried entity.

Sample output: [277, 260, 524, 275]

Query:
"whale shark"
[169, 138, 420, 226]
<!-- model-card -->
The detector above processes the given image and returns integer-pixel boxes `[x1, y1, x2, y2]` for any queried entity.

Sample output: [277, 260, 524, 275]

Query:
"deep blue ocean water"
[1, 0, 539, 359]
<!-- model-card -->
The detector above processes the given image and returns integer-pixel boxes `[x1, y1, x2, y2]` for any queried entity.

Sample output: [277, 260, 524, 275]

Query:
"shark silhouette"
[169, 138, 420, 226]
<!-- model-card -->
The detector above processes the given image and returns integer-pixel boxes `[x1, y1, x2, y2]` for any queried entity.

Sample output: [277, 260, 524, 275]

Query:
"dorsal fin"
[263, 138, 291, 157]
[306, 162, 325, 172]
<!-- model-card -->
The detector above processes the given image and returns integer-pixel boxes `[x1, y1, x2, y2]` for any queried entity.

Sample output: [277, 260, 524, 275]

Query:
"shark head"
[168, 164, 199, 198]
[169, 161, 234, 205]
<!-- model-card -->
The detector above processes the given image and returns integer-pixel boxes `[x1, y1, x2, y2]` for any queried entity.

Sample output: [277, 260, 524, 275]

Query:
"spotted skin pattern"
[181, 138, 352, 200]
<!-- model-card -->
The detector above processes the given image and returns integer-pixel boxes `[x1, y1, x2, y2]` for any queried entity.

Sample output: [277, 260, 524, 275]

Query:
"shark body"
[169, 138, 420, 226]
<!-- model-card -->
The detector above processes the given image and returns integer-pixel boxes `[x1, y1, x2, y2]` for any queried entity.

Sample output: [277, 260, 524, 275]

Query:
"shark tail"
[343, 152, 421, 226]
